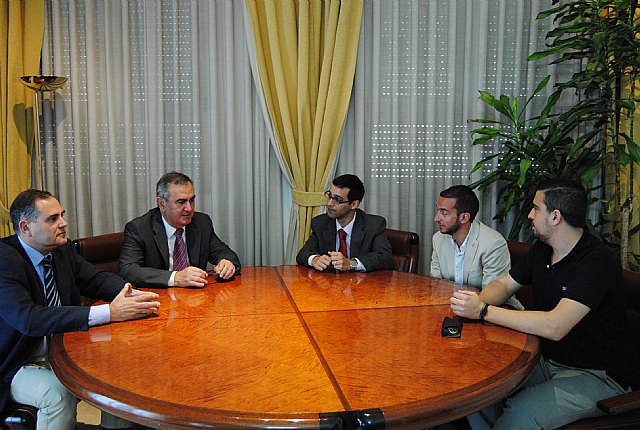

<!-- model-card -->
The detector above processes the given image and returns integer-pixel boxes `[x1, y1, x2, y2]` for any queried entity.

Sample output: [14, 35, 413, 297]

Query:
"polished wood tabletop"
[50, 266, 539, 429]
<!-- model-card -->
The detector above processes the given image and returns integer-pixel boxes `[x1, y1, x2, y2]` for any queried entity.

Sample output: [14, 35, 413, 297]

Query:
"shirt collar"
[449, 219, 475, 251]
[336, 211, 357, 236]
[17, 235, 48, 267]
[161, 216, 184, 239]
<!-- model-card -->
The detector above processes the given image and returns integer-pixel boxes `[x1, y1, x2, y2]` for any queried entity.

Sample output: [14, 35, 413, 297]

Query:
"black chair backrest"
[386, 228, 420, 273]
[506, 240, 531, 267]
[506, 240, 534, 309]
[624, 269, 640, 340]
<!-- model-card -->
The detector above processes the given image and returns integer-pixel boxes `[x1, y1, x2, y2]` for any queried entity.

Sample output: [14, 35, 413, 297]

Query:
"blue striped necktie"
[42, 254, 61, 307]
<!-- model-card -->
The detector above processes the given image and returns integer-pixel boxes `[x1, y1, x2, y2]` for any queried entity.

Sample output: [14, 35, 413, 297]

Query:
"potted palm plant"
[470, 0, 640, 269]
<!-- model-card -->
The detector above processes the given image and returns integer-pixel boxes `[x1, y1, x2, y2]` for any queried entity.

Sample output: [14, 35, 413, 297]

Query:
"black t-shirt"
[510, 230, 640, 390]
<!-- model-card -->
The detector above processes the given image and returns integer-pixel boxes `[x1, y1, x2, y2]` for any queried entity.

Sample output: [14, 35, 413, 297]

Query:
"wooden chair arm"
[597, 390, 640, 415]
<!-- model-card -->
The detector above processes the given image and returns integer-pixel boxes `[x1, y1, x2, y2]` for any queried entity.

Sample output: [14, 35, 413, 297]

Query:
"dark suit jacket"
[296, 209, 393, 272]
[0, 235, 123, 411]
[119, 208, 241, 288]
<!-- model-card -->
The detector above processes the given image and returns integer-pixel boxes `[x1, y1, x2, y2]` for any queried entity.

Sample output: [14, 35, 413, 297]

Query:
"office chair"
[73, 232, 125, 305]
[73, 232, 125, 274]
[385, 228, 420, 273]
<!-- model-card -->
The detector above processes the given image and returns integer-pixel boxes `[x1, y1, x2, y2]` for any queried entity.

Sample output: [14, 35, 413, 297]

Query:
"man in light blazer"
[431, 185, 521, 309]
[296, 174, 394, 272]
[119, 171, 241, 289]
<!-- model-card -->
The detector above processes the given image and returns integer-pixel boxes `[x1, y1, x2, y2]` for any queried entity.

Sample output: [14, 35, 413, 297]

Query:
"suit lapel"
[9, 236, 45, 305]
[463, 220, 481, 277]
[322, 217, 337, 253]
[152, 210, 170, 269]
[185, 221, 201, 267]
[350, 210, 365, 257]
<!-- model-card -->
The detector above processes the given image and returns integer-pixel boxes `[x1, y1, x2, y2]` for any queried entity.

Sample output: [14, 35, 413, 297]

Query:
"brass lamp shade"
[20, 75, 68, 92]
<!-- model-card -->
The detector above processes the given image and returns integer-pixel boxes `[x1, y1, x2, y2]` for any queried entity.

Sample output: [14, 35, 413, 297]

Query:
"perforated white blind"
[338, 0, 577, 273]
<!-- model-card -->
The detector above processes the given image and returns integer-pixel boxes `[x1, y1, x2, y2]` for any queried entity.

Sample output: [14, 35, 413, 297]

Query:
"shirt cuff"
[354, 257, 366, 272]
[88, 303, 111, 326]
[308, 255, 319, 266]
[169, 271, 176, 286]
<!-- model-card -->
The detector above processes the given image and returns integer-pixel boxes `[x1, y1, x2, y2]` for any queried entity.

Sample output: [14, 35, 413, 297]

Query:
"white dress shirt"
[162, 216, 191, 286]
[307, 212, 365, 271]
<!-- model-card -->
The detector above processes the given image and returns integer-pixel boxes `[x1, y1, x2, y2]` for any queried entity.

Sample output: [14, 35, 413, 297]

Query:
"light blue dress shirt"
[451, 228, 472, 285]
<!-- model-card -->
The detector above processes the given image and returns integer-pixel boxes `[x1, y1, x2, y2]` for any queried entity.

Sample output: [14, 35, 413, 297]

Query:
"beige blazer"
[430, 219, 521, 309]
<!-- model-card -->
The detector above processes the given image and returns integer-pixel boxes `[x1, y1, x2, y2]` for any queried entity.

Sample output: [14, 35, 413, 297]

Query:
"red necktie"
[173, 228, 188, 271]
[338, 229, 348, 257]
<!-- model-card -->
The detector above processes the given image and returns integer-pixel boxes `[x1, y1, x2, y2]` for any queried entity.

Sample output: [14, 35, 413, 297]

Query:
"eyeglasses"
[324, 190, 351, 205]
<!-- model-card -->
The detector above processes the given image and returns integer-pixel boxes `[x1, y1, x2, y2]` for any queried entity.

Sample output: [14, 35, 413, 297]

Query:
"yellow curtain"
[245, 0, 363, 249]
[0, 0, 44, 236]
[606, 73, 640, 268]
[602, 3, 640, 269]
[624, 8, 640, 266]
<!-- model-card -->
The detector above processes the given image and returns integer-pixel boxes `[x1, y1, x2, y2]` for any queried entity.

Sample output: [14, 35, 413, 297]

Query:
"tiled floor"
[76, 401, 101, 428]
[76, 403, 152, 430]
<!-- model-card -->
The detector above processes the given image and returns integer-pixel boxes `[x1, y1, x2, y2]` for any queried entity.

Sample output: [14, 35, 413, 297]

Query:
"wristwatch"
[479, 302, 490, 323]
[349, 258, 358, 271]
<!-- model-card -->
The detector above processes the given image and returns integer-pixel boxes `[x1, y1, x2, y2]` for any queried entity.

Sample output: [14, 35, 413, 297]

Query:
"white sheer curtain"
[40, 0, 286, 266]
[37, 0, 575, 273]
[339, 0, 576, 274]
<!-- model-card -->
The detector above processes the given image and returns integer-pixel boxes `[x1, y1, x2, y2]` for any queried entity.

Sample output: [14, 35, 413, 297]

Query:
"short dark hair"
[332, 174, 365, 202]
[156, 171, 193, 201]
[536, 178, 587, 228]
[10, 189, 54, 233]
[440, 185, 480, 222]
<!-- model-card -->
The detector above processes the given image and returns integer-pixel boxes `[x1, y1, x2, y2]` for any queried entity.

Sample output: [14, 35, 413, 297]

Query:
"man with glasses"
[431, 185, 521, 309]
[296, 174, 393, 272]
[119, 171, 241, 288]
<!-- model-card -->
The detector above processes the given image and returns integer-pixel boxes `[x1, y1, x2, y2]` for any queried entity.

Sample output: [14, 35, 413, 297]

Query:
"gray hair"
[156, 171, 193, 201]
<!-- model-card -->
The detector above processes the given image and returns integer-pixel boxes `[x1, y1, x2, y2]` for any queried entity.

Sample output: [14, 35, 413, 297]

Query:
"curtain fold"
[626, 80, 640, 263]
[245, 0, 363, 255]
[0, 0, 44, 235]
[605, 74, 640, 266]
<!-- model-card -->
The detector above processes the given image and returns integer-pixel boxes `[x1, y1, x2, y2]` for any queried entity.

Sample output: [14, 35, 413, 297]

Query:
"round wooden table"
[50, 266, 539, 429]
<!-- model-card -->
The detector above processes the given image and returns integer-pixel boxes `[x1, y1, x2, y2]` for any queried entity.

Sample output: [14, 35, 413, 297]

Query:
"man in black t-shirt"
[450, 179, 640, 430]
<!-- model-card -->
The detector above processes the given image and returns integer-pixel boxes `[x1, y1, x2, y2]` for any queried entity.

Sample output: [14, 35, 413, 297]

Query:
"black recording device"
[441, 316, 463, 338]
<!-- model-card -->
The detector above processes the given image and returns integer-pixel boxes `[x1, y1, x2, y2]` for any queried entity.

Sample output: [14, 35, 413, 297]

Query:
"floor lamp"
[19, 75, 68, 189]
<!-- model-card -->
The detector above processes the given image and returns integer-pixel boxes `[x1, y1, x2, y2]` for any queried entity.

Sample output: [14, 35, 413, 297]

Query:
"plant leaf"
[517, 159, 533, 187]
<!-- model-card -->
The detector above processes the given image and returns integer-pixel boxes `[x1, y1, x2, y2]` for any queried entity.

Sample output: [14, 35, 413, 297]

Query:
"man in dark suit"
[0, 189, 160, 429]
[296, 174, 393, 272]
[119, 171, 241, 288]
